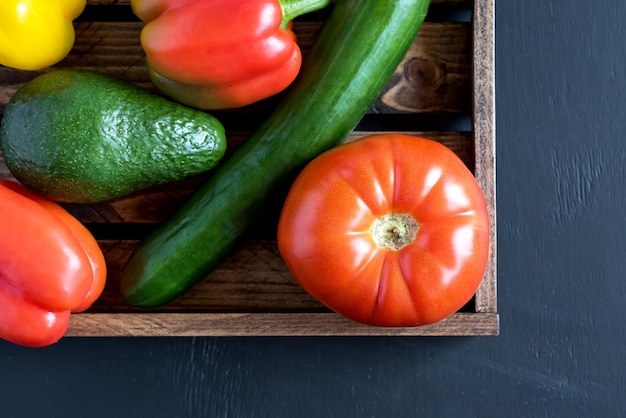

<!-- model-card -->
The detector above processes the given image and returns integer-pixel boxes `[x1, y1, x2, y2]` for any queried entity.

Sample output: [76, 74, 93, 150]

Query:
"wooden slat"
[1, 131, 473, 223]
[91, 239, 326, 313]
[0, 157, 9, 179]
[67, 312, 499, 337]
[472, 0, 497, 314]
[46, 131, 472, 224]
[374, 23, 471, 114]
[0, 22, 471, 115]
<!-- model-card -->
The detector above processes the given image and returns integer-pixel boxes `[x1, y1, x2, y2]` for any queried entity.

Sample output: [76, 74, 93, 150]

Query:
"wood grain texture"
[91, 240, 327, 313]
[1, 131, 474, 223]
[48, 131, 473, 224]
[66, 312, 499, 337]
[375, 23, 471, 114]
[472, 0, 497, 314]
[0, 22, 471, 115]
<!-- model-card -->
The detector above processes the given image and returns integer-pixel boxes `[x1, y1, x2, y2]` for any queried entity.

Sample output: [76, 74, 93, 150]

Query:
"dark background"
[2, 1, 625, 416]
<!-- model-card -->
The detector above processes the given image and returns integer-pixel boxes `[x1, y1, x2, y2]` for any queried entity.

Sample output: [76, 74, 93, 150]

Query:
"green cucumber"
[120, 0, 431, 307]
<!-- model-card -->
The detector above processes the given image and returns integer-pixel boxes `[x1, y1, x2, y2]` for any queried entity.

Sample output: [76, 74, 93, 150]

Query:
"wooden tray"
[0, 0, 497, 336]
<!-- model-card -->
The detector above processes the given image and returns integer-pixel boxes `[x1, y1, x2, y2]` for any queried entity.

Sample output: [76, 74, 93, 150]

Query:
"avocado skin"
[0, 70, 227, 203]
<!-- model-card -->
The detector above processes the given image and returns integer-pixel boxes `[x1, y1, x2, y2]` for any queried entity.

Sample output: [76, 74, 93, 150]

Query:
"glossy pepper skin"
[0, 0, 86, 71]
[0, 180, 106, 347]
[132, 0, 330, 109]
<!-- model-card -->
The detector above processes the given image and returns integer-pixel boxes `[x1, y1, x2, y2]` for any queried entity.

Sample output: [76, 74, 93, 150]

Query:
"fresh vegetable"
[132, 0, 331, 109]
[0, 180, 106, 347]
[0, 0, 86, 71]
[0, 69, 227, 203]
[120, 0, 431, 307]
[277, 134, 490, 326]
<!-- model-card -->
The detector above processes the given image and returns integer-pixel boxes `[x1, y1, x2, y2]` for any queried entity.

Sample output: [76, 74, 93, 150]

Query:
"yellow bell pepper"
[0, 0, 86, 71]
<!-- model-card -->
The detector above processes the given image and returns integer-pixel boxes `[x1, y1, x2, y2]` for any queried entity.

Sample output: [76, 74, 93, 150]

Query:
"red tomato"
[277, 134, 490, 326]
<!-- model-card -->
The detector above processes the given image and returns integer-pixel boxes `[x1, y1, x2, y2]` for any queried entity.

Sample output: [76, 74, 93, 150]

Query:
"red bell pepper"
[132, 0, 330, 109]
[0, 180, 106, 347]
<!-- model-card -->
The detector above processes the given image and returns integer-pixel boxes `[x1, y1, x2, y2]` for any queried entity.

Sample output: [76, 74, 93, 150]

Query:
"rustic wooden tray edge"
[67, 312, 499, 337]
[62, 0, 498, 337]
[471, 0, 497, 322]
[0, 0, 496, 338]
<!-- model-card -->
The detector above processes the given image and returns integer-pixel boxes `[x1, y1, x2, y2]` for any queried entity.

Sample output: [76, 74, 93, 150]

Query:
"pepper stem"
[279, 0, 331, 29]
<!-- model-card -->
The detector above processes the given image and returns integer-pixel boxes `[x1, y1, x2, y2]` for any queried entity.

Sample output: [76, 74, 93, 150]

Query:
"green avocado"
[0, 70, 227, 203]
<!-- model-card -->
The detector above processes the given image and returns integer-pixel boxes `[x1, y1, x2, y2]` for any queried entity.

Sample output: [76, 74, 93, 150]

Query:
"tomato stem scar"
[370, 212, 419, 251]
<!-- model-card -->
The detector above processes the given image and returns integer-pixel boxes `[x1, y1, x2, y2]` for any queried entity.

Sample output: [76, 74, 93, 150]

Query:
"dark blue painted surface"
[2, 1, 625, 416]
